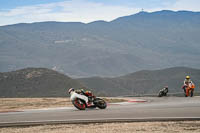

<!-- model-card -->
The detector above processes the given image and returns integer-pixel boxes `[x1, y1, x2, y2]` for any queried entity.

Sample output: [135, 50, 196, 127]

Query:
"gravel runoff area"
[0, 121, 200, 133]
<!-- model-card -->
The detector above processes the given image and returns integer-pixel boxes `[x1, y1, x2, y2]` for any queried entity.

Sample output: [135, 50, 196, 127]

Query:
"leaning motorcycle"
[70, 90, 107, 110]
[158, 88, 168, 97]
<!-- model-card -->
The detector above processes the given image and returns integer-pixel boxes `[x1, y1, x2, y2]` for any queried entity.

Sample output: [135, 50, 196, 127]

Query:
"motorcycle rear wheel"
[72, 98, 86, 110]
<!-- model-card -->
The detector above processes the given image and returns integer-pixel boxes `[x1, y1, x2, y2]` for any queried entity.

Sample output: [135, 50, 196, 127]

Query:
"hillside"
[0, 68, 85, 97]
[1, 67, 200, 97]
[0, 10, 200, 77]
[78, 67, 200, 96]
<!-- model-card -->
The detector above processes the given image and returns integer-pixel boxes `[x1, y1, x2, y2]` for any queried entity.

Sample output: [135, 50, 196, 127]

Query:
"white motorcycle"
[69, 88, 107, 110]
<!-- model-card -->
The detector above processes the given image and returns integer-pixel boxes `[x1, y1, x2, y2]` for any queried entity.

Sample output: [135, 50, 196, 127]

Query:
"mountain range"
[0, 10, 200, 77]
[0, 67, 199, 97]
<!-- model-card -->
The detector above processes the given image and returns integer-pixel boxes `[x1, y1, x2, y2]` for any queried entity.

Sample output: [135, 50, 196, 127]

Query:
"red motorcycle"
[69, 89, 107, 110]
[182, 83, 195, 97]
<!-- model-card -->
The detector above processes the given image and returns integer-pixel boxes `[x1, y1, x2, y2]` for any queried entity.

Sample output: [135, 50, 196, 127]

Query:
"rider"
[163, 86, 169, 95]
[68, 88, 93, 103]
[159, 86, 169, 96]
[183, 76, 195, 96]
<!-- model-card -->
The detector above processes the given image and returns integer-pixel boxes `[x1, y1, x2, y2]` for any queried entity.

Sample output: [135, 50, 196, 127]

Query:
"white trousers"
[70, 92, 88, 103]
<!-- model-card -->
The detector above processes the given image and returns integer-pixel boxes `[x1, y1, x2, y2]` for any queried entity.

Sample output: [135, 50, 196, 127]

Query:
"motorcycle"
[158, 87, 168, 97]
[70, 90, 107, 110]
[183, 84, 195, 97]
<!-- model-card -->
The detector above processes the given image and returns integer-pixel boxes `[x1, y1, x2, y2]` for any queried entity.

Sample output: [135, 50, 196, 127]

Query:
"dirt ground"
[0, 98, 71, 112]
[1, 121, 200, 133]
[0, 98, 126, 112]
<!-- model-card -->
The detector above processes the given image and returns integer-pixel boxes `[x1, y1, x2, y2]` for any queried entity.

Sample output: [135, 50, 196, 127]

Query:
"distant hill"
[0, 10, 200, 77]
[78, 67, 200, 96]
[1, 67, 200, 97]
[0, 68, 85, 97]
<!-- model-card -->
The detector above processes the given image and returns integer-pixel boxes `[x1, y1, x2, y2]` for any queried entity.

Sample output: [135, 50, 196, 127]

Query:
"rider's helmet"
[186, 76, 190, 79]
[68, 88, 74, 94]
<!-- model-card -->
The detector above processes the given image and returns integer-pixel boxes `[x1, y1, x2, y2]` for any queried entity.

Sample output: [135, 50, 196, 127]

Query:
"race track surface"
[0, 97, 200, 127]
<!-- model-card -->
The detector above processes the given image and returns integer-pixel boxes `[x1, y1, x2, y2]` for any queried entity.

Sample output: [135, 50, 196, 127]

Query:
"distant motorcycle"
[158, 87, 168, 97]
[69, 89, 107, 110]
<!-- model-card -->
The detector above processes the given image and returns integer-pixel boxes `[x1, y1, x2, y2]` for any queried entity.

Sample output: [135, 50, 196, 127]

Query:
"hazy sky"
[0, 0, 200, 26]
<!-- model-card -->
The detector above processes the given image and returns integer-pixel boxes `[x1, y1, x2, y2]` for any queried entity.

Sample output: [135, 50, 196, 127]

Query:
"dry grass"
[0, 98, 71, 112]
[0, 97, 126, 112]
[1, 121, 200, 133]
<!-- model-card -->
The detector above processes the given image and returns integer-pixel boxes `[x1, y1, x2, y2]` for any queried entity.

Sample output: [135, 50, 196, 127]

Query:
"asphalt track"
[0, 97, 200, 127]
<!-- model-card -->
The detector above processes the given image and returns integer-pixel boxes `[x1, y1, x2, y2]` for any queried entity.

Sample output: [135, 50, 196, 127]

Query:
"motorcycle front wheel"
[190, 90, 194, 97]
[72, 98, 86, 110]
[158, 92, 163, 97]
[93, 98, 107, 109]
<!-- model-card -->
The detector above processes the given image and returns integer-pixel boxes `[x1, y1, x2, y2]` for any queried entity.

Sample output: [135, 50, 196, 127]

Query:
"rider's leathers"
[70, 91, 88, 103]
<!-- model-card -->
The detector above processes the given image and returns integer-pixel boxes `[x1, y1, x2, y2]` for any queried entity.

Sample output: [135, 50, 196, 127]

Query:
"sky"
[0, 0, 200, 26]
